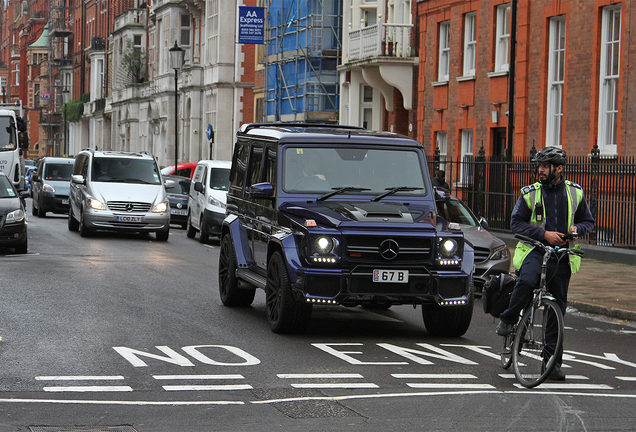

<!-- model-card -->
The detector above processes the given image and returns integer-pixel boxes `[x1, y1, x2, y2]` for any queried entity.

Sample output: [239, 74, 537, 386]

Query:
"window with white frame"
[206, 0, 219, 64]
[463, 13, 477, 76]
[495, 4, 511, 72]
[14, 62, 19, 86]
[0, 76, 6, 94]
[436, 131, 448, 171]
[460, 129, 473, 185]
[181, 13, 192, 62]
[598, 5, 621, 154]
[438, 21, 450, 82]
[546, 16, 566, 148]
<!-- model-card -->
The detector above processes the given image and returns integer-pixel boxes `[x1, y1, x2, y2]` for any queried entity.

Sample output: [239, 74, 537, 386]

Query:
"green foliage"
[121, 39, 148, 84]
[64, 100, 84, 123]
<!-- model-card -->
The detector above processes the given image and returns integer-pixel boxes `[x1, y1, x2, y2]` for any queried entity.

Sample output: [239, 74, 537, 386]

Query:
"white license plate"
[373, 269, 409, 283]
[170, 209, 188, 216]
[62, 199, 69, 205]
[116, 215, 142, 223]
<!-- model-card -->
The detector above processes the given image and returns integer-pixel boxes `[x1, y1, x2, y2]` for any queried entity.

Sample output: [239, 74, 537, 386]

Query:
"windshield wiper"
[371, 186, 423, 202]
[317, 186, 371, 201]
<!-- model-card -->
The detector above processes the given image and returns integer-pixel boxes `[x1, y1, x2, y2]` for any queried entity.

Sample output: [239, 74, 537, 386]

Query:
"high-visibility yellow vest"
[512, 181, 583, 273]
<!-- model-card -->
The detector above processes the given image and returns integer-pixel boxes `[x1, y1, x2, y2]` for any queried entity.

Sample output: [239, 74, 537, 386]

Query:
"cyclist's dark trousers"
[499, 248, 572, 365]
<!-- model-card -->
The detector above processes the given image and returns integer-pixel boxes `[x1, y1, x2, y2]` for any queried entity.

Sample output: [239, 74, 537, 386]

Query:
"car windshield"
[283, 146, 428, 196]
[44, 163, 73, 180]
[166, 177, 191, 195]
[209, 168, 230, 191]
[437, 198, 478, 227]
[91, 157, 162, 184]
[0, 175, 17, 198]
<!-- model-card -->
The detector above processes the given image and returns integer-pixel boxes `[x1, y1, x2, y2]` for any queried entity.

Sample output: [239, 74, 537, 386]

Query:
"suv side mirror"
[478, 217, 489, 230]
[71, 174, 86, 185]
[193, 181, 205, 193]
[247, 182, 275, 199]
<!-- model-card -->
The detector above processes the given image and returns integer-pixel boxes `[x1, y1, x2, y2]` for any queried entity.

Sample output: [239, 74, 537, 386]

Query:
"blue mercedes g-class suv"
[219, 123, 474, 335]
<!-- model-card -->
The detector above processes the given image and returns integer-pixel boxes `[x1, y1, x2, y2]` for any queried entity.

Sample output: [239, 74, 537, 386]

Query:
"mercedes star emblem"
[379, 239, 400, 260]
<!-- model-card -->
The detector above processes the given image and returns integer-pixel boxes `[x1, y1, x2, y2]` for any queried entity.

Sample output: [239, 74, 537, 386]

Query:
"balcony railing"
[348, 22, 413, 62]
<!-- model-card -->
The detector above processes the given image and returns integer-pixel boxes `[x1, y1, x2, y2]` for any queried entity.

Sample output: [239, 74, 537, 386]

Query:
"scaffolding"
[265, 0, 342, 123]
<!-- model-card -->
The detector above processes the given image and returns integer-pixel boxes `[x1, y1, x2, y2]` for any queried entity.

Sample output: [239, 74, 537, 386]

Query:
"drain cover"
[29, 427, 138, 432]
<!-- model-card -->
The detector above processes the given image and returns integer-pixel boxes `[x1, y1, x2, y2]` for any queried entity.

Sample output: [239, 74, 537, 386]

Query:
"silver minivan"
[68, 150, 171, 241]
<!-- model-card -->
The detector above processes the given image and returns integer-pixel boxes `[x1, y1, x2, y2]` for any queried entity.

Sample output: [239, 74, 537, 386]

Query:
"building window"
[598, 5, 621, 154]
[436, 131, 447, 171]
[460, 129, 473, 185]
[463, 13, 477, 76]
[438, 21, 450, 82]
[206, 0, 219, 64]
[495, 4, 511, 73]
[361, 85, 373, 129]
[546, 16, 566, 148]
[34, 83, 40, 109]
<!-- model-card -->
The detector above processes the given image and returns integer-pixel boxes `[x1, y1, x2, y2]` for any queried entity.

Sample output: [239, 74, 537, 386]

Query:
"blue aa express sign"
[238, 6, 265, 44]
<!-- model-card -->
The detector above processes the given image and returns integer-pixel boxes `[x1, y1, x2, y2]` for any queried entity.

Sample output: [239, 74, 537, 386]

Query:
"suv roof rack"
[238, 123, 366, 135]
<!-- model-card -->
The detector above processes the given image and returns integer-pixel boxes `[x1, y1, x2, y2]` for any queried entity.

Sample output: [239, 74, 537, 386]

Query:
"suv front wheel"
[219, 235, 255, 306]
[422, 292, 474, 337]
[266, 251, 312, 333]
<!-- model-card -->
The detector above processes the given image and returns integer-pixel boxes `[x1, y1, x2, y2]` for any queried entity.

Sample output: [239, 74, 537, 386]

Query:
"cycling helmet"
[532, 146, 566, 165]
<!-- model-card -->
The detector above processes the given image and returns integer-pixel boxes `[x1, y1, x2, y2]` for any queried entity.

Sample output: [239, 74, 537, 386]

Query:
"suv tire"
[422, 293, 474, 337]
[79, 207, 92, 237]
[219, 235, 256, 307]
[266, 251, 312, 333]
[68, 207, 79, 231]
[156, 229, 169, 242]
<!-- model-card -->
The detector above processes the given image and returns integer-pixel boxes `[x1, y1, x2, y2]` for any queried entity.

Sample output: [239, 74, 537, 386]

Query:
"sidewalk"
[496, 233, 636, 322]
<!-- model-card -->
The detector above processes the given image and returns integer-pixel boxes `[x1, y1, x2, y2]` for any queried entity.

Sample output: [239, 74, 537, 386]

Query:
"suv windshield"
[91, 157, 161, 185]
[44, 163, 73, 180]
[283, 146, 427, 196]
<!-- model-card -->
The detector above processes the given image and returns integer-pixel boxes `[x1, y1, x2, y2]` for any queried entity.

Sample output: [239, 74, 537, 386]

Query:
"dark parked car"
[218, 123, 475, 336]
[434, 187, 511, 292]
[164, 174, 191, 228]
[31, 156, 75, 217]
[0, 172, 28, 254]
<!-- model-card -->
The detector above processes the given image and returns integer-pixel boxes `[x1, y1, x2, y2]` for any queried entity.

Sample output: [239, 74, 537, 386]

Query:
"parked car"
[161, 162, 198, 179]
[164, 174, 191, 228]
[24, 166, 35, 193]
[434, 187, 511, 292]
[0, 172, 28, 254]
[68, 150, 171, 241]
[219, 123, 474, 336]
[186, 159, 231, 243]
[30, 156, 75, 217]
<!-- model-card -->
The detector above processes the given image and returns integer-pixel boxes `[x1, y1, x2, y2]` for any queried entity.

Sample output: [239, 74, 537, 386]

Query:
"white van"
[187, 160, 231, 242]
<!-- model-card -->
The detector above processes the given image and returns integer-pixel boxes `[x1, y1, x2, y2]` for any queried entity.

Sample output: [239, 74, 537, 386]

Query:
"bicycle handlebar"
[514, 233, 584, 257]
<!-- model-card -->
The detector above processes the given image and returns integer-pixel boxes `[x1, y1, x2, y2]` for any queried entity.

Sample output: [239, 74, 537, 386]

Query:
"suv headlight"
[6, 208, 25, 223]
[152, 201, 169, 213]
[87, 198, 106, 210]
[305, 234, 340, 264]
[437, 237, 462, 266]
[491, 244, 510, 260]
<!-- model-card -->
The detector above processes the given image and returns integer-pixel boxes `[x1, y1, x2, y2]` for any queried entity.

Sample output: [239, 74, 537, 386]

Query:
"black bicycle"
[500, 233, 584, 388]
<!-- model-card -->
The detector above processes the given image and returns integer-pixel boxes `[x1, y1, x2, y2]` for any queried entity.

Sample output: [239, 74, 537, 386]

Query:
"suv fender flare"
[462, 241, 475, 282]
[222, 214, 255, 268]
[268, 231, 302, 289]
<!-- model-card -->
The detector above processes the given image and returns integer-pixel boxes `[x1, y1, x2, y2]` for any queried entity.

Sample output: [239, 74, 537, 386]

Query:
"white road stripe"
[43, 386, 133, 392]
[616, 376, 636, 381]
[406, 383, 496, 389]
[153, 375, 245, 380]
[392, 374, 478, 379]
[277, 374, 364, 379]
[36, 376, 125, 381]
[513, 383, 613, 390]
[498, 374, 589, 380]
[290, 383, 379, 389]
[162, 384, 253, 391]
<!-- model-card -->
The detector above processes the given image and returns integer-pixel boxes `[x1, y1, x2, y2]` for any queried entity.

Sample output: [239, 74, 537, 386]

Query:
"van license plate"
[170, 209, 188, 216]
[373, 270, 409, 283]
[62, 199, 69, 205]
[117, 215, 142, 223]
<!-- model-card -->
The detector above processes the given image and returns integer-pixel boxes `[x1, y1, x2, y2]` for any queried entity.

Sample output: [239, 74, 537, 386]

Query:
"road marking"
[36, 376, 125, 381]
[392, 374, 478, 379]
[43, 386, 133, 392]
[162, 385, 253, 391]
[513, 383, 613, 390]
[291, 383, 380, 389]
[499, 374, 589, 380]
[406, 383, 496, 389]
[278, 373, 364, 379]
[153, 374, 245, 380]
[0, 398, 245, 405]
[616, 376, 636, 381]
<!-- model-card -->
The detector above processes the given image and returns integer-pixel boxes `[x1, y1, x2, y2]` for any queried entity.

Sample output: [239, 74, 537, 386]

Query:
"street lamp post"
[62, 88, 70, 157]
[169, 41, 185, 174]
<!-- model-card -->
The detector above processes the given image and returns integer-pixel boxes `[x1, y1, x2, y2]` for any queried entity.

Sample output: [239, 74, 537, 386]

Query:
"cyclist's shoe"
[496, 321, 514, 336]
[548, 366, 566, 381]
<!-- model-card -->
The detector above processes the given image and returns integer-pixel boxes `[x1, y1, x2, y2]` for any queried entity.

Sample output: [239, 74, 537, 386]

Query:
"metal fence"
[428, 147, 636, 249]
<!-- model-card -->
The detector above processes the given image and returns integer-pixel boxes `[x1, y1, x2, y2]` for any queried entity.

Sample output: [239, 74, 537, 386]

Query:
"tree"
[121, 39, 147, 84]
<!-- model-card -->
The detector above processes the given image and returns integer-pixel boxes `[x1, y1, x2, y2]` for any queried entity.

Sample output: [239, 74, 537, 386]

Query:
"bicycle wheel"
[512, 298, 564, 388]
[500, 333, 514, 369]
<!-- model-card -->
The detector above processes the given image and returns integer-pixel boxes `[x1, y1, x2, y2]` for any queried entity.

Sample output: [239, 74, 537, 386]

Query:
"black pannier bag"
[482, 273, 517, 318]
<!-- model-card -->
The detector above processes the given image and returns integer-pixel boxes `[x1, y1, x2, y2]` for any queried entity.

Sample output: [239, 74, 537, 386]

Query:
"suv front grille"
[107, 201, 153, 212]
[346, 235, 433, 263]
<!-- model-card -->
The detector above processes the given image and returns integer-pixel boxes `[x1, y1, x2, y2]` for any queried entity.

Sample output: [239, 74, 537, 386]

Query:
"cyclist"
[496, 146, 595, 381]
